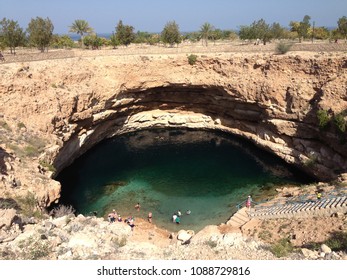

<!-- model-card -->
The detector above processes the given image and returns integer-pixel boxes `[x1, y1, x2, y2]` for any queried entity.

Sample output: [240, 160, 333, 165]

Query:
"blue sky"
[1, 0, 346, 34]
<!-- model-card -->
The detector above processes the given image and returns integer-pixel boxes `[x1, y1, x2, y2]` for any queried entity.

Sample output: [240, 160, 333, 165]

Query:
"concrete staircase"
[226, 207, 251, 227]
[250, 196, 347, 220]
[227, 196, 347, 227]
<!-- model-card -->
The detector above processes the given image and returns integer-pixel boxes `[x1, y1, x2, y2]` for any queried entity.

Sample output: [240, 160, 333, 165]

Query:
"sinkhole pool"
[56, 129, 313, 232]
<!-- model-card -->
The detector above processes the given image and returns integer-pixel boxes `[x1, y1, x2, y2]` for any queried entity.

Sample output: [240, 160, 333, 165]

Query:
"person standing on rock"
[246, 195, 252, 210]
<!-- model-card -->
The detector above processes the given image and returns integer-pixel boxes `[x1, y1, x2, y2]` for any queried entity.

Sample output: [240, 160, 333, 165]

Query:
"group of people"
[107, 209, 123, 223]
[134, 202, 153, 223]
[107, 202, 152, 232]
[107, 209, 136, 231]
[108, 202, 193, 229]
[172, 209, 191, 224]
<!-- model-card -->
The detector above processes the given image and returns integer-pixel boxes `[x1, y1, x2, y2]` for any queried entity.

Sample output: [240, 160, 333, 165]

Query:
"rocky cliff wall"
[0, 52, 346, 206]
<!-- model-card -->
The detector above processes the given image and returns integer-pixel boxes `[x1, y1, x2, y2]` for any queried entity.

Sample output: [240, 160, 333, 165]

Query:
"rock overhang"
[1, 53, 347, 206]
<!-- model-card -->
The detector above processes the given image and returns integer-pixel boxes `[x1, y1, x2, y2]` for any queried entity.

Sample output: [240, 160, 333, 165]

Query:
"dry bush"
[50, 204, 75, 218]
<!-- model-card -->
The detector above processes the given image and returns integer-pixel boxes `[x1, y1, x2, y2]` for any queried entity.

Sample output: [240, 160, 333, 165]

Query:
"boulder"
[68, 232, 98, 248]
[214, 118, 221, 125]
[52, 216, 70, 228]
[321, 244, 332, 254]
[301, 248, 318, 259]
[0, 208, 17, 229]
[177, 230, 194, 244]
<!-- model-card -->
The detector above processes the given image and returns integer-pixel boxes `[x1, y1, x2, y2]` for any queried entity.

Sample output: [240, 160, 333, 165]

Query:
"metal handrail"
[235, 199, 259, 210]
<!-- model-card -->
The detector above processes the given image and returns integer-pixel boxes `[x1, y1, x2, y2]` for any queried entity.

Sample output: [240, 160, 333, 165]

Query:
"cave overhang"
[51, 85, 345, 182]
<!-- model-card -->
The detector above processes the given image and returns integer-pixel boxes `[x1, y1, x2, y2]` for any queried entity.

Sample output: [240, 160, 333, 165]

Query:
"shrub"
[316, 109, 330, 130]
[270, 237, 294, 258]
[187, 54, 198, 65]
[0, 121, 11, 131]
[275, 42, 293, 54]
[258, 230, 272, 241]
[113, 236, 127, 247]
[325, 232, 347, 251]
[16, 192, 43, 219]
[49, 204, 75, 218]
[39, 160, 56, 173]
[0, 198, 20, 210]
[205, 239, 218, 248]
[304, 232, 347, 252]
[24, 145, 39, 157]
[333, 113, 346, 134]
[17, 122, 26, 130]
[18, 237, 52, 260]
[303, 152, 318, 167]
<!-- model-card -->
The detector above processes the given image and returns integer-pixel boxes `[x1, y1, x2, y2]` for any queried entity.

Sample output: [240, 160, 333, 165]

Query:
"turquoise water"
[56, 129, 312, 232]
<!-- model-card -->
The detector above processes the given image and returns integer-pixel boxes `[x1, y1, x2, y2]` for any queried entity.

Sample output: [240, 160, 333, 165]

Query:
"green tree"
[161, 21, 181, 47]
[183, 31, 200, 43]
[0, 18, 26, 54]
[200, 22, 214, 46]
[289, 21, 300, 33]
[312, 27, 330, 40]
[337, 16, 347, 41]
[331, 28, 344, 41]
[298, 15, 311, 42]
[239, 19, 272, 45]
[83, 34, 103, 49]
[27, 17, 54, 52]
[239, 25, 254, 41]
[115, 20, 135, 47]
[69, 19, 93, 48]
[270, 22, 286, 39]
[109, 32, 120, 48]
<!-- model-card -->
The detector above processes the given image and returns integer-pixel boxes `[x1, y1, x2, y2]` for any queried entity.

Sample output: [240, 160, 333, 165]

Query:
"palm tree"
[200, 22, 214, 46]
[69, 19, 93, 48]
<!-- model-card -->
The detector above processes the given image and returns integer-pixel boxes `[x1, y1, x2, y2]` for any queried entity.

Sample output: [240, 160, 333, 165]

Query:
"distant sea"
[66, 33, 112, 41]
[64, 26, 337, 41]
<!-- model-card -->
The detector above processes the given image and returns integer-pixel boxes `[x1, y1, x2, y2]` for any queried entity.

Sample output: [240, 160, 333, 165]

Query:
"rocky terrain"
[0, 42, 347, 259]
[1, 183, 346, 260]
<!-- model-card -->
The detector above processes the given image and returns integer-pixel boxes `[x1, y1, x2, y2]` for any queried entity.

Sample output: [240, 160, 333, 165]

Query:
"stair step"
[320, 199, 331, 209]
[312, 199, 327, 210]
[278, 204, 293, 214]
[331, 197, 342, 208]
[305, 201, 318, 211]
[290, 203, 304, 213]
[338, 196, 347, 206]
